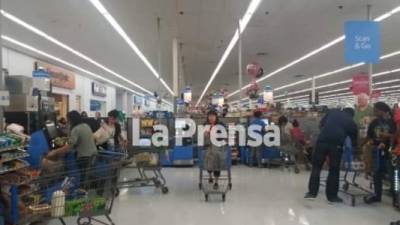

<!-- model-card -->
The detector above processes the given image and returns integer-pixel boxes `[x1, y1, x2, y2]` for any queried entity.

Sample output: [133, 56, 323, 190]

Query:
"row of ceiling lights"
[2, 0, 175, 104]
[223, 5, 400, 102]
[2, 35, 169, 106]
[196, 0, 263, 106]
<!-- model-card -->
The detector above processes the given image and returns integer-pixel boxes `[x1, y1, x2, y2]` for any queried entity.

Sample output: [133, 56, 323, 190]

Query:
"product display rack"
[0, 134, 31, 225]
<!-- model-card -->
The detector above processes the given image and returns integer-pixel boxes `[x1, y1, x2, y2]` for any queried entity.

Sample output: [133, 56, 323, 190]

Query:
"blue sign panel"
[90, 100, 102, 111]
[344, 21, 381, 64]
[32, 69, 50, 78]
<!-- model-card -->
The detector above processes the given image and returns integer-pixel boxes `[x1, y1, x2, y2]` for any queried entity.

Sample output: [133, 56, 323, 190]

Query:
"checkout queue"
[27, 109, 127, 184]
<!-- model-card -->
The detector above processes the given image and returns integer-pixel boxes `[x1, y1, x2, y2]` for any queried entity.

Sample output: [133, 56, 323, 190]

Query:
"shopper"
[291, 119, 305, 145]
[249, 110, 266, 167]
[81, 111, 88, 118]
[203, 110, 226, 190]
[364, 102, 397, 204]
[305, 108, 358, 203]
[278, 116, 298, 171]
[354, 94, 374, 178]
[94, 109, 127, 151]
[45, 111, 98, 186]
[95, 112, 103, 123]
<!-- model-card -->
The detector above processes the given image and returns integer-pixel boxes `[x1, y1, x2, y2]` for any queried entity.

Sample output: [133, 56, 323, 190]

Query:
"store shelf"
[0, 159, 30, 175]
[0, 153, 30, 164]
[0, 146, 27, 154]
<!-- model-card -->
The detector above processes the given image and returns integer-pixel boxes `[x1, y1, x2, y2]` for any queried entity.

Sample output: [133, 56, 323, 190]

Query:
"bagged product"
[93, 124, 114, 145]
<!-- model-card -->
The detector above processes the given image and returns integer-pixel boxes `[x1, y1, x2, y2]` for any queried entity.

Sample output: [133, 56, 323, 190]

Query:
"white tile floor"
[55, 166, 399, 225]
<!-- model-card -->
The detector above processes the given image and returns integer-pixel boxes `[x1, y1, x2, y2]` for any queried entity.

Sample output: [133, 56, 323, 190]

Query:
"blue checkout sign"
[344, 21, 381, 64]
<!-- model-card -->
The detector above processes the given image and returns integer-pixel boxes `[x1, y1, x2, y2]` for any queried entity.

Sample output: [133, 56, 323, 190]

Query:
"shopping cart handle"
[98, 150, 125, 156]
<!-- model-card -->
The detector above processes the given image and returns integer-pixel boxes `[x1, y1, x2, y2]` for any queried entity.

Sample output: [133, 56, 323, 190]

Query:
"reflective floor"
[55, 166, 399, 225]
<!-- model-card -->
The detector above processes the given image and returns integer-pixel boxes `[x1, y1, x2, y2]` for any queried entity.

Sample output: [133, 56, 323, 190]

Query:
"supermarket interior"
[0, 0, 400, 225]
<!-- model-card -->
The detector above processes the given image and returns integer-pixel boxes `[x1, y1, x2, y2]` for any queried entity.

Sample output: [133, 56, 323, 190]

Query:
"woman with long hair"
[203, 110, 226, 190]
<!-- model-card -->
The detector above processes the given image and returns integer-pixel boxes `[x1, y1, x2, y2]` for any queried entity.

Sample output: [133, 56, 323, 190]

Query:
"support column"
[311, 76, 316, 106]
[238, 21, 243, 118]
[367, 4, 373, 96]
[0, 0, 4, 131]
[172, 38, 179, 113]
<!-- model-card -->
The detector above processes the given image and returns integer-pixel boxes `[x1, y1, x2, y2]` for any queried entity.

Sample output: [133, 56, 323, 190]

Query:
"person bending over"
[305, 108, 358, 203]
[45, 111, 98, 185]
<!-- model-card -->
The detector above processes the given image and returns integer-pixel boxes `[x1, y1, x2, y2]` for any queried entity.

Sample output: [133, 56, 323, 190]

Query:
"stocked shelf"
[0, 150, 30, 164]
[0, 159, 30, 175]
[0, 146, 27, 153]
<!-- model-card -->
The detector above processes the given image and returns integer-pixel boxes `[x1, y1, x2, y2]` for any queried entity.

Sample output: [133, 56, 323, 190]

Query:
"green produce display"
[64, 197, 106, 216]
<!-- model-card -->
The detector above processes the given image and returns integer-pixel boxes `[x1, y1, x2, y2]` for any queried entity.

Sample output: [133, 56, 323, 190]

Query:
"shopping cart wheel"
[114, 188, 120, 197]
[351, 197, 356, 207]
[222, 194, 226, 202]
[154, 180, 161, 188]
[77, 217, 91, 225]
[205, 194, 209, 202]
[342, 183, 349, 191]
[162, 186, 169, 194]
[294, 167, 300, 174]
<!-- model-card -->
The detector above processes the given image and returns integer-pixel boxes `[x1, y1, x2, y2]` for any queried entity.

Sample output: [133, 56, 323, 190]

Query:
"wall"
[2, 47, 116, 115]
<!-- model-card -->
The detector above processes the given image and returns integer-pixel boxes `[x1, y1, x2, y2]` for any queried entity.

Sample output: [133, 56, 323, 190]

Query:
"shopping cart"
[320, 137, 372, 206]
[4, 152, 122, 225]
[198, 146, 232, 202]
[117, 146, 169, 194]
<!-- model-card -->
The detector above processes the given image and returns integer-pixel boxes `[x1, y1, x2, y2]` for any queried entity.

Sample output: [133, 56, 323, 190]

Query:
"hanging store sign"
[37, 62, 76, 89]
[344, 21, 381, 64]
[263, 85, 273, 103]
[92, 82, 107, 97]
[32, 69, 50, 78]
[0, 91, 10, 106]
[351, 73, 370, 95]
[183, 87, 192, 103]
[134, 95, 143, 105]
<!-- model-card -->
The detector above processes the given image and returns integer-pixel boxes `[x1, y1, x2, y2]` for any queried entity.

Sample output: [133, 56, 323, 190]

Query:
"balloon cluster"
[246, 62, 264, 100]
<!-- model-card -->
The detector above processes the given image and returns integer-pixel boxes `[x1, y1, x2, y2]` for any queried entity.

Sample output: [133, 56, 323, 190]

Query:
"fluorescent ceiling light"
[196, 0, 262, 106]
[1, 10, 154, 96]
[88, 0, 175, 96]
[227, 5, 400, 99]
[2, 35, 174, 106]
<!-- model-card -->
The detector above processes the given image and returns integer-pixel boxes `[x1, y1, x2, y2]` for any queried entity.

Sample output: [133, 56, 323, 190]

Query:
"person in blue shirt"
[305, 108, 358, 203]
[249, 110, 266, 167]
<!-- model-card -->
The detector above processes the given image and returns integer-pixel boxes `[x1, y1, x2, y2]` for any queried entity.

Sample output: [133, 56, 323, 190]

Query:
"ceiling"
[2, 0, 400, 104]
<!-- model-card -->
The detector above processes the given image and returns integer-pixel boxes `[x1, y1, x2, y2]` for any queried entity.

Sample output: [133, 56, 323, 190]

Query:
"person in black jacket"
[305, 108, 358, 203]
[364, 102, 396, 204]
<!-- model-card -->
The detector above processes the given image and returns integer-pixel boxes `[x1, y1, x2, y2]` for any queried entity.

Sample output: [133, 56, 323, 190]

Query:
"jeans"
[308, 142, 343, 200]
[77, 157, 92, 189]
[250, 146, 263, 167]
[372, 148, 387, 200]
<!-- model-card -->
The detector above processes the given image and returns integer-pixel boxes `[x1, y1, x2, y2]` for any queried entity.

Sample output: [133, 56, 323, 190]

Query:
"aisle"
[55, 166, 399, 225]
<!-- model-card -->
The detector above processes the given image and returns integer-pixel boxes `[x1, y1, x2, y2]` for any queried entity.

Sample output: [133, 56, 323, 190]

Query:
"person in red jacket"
[291, 119, 305, 145]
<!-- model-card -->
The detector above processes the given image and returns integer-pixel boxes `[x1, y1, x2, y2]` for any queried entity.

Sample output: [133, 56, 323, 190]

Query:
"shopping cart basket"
[117, 146, 169, 194]
[4, 151, 122, 225]
[320, 137, 372, 206]
[198, 146, 232, 202]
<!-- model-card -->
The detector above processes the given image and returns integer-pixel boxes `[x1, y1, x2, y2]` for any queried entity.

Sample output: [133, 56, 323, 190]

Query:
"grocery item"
[51, 191, 65, 217]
